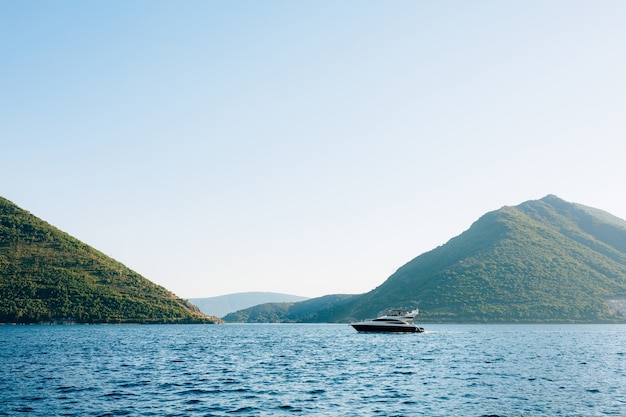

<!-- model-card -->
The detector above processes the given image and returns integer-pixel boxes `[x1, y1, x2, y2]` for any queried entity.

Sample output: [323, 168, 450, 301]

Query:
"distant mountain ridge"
[225, 195, 626, 323]
[0, 196, 219, 324]
[222, 294, 358, 323]
[188, 292, 308, 318]
[6, 194, 626, 324]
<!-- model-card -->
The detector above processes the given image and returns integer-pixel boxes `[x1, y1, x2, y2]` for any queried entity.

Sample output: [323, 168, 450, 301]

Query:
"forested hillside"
[222, 294, 358, 323]
[339, 195, 626, 322]
[225, 195, 626, 323]
[189, 292, 309, 317]
[0, 197, 219, 324]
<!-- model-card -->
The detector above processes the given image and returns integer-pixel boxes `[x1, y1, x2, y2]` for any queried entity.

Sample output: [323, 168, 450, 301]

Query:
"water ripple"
[1, 324, 626, 416]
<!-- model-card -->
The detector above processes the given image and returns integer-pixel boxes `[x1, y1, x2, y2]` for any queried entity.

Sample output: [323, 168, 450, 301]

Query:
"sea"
[1, 323, 625, 417]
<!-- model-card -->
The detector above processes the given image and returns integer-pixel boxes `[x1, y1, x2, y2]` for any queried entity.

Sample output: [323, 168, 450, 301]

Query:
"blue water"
[1, 324, 625, 416]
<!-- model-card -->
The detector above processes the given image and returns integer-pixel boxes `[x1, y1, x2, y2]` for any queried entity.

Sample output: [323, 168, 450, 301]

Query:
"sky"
[2, 1, 626, 299]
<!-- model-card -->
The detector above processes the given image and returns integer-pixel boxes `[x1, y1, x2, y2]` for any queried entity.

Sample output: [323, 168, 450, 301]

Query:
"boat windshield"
[372, 318, 406, 323]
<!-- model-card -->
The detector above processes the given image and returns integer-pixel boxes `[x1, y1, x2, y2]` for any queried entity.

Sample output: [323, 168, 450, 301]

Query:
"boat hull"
[351, 324, 424, 333]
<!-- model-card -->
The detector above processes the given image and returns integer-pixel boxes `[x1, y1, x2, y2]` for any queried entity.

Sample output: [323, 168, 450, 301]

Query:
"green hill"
[0, 197, 220, 324]
[227, 195, 626, 323]
[222, 294, 358, 323]
[341, 195, 626, 323]
[189, 292, 309, 318]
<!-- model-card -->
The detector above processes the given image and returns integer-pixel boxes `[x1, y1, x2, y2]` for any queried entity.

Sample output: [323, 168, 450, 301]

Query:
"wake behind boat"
[350, 308, 425, 333]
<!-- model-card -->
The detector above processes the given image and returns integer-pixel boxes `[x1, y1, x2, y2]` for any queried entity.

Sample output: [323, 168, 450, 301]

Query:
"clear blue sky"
[2, 1, 625, 298]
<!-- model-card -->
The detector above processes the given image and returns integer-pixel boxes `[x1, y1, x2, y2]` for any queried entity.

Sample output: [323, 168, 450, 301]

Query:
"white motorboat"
[350, 308, 424, 333]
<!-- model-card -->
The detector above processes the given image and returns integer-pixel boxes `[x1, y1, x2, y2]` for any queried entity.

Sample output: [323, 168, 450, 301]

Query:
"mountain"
[222, 294, 358, 323]
[0, 197, 220, 324]
[188, 292, 309, 318]
[226, 195, 626, 323]
[340, 194, 626, 323]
